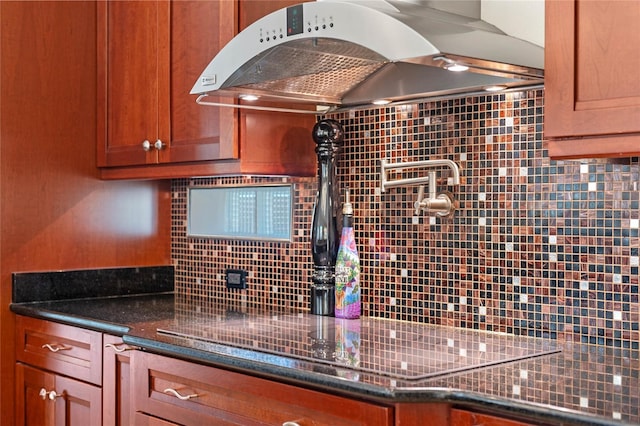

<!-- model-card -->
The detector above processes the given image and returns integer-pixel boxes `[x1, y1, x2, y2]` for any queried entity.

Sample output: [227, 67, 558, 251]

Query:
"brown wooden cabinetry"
[103, 335, 134, 426]
[15, 316, 136, 426]
[16, 363, 102, 426]
[545, 1, 640, 158]
[134, 412, 179, 426]
[15, 316, 102, 386]
[98, 0, 316, 179]
[450, 408, 533, 426]
[132, 350, 393, 425]
[15, 316, 103, 425]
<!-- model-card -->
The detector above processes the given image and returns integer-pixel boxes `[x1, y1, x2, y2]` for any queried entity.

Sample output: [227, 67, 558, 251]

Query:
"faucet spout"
[380, 158, 460, 218]
[380, 158, 460, 193]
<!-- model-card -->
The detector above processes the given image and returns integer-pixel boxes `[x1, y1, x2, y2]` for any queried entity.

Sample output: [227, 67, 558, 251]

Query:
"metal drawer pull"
[282, 422, 301, 426]
[163, 388, 199, 401]
[41, 343, 71, 352]
[39, 388, 63, 401]
[104, 343, 132, 352]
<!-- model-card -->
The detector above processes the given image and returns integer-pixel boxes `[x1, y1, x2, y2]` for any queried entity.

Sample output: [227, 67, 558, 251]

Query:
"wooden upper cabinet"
[97, 0, 317, 179]
[164, 0, 237, 163]
[97, 1, 235, 169]
[545, 0, 640, 158]
[239, 0, 308, 27]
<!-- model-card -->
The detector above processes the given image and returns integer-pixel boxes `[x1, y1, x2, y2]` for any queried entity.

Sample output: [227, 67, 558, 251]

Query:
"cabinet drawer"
[450, 408, 534, 426]
[133, 351, 392, 426]
[15, 316, 102, 385]
[133, 412, 179, 426]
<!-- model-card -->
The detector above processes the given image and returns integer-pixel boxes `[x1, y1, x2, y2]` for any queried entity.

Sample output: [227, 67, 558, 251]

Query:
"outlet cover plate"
[225, 269, 247, 290]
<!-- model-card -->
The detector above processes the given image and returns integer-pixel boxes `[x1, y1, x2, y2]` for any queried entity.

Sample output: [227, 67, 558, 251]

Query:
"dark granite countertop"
[10, 267, 639, 426]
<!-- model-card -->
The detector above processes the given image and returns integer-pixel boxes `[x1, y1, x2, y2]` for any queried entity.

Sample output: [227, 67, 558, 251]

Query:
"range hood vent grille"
[226, 40, 387, 104]
[191, 0, 544, 112]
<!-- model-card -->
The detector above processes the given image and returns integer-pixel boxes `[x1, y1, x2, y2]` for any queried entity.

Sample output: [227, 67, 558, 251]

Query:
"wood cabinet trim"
[545, 0, 640, 141]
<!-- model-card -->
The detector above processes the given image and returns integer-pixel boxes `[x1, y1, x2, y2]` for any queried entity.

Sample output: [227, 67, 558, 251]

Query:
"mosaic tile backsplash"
[172, 89, 640, 349]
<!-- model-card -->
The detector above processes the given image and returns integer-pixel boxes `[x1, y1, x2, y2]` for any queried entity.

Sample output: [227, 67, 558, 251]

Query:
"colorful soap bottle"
[334, 189, 361, 318]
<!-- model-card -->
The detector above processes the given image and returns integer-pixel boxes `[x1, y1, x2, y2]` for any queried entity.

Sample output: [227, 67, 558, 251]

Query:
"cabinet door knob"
[47, 390, 62, 400]
[104, 343, 133, 352]
[154, 139, 165, 150]
[163, 388, 199, 401]
[41, 343, 71, 352]
[142, 139, 152, 151]
[282, 422, 302, 426]
[39, 388, 63, 401]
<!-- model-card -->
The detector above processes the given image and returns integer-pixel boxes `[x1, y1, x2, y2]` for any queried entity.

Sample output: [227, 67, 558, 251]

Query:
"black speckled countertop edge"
[11, 302, 131, 335]
[10, 292, 176, 336]
[10, 267, 636, 426]
[12, 298, 634, 426]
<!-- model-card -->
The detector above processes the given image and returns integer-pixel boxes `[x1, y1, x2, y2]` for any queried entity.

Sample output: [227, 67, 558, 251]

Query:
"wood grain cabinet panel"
[98, 0, 316, 179]
[133, 412, 180, 426]
[132, 350, 393, 426]
[97, 0, 233, 169]
[103, 334, 134, 426]
[16, 361, 102, 426]
[545, 0, 640, 158]
[450, 408, 533, 426]
[15, 315, 102, 386]
[14, 317, 103, 425]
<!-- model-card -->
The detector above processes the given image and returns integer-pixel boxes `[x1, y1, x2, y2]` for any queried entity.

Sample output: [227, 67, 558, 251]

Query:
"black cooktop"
[158, 312, 560, 381]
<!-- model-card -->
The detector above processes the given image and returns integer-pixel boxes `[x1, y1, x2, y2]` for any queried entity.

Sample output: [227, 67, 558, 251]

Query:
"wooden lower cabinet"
[450, 408, 533, 426]
[15, 315, 103, 386]
[103, 334, 134, 426]
[132, 350, 393, 425]
[134, 412, 180, 426]
[15, 316, 104, 425]
[16, 363, 102, 426]
[15, 316, 134, 426]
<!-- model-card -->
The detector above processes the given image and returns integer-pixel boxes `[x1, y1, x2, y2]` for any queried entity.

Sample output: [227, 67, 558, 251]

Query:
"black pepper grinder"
[310, 119, 343, 316]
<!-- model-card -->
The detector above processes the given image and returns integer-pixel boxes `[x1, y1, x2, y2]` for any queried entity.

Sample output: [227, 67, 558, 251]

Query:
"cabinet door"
[98, 0, 237, 168]
[16, 363, 102, 426]
[237, 0, 318, 176]
[103, 335, 134, 426]
[162, 0, 238, 163]
[16, 362, 54, 426]
[97, 0, 168, 167]
[98, 0, 317, 178]
[545, 0, 640, 158]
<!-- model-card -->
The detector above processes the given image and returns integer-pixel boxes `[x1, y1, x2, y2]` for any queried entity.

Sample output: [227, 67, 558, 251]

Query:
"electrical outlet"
[225, 269, 247, 290]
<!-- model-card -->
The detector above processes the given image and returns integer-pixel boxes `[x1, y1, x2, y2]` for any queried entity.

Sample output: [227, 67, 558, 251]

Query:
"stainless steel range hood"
[191, 0, 544, 112]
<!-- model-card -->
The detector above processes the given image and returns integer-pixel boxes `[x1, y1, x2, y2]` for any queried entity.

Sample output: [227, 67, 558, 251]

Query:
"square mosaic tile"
[172, 89, 640, 350]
